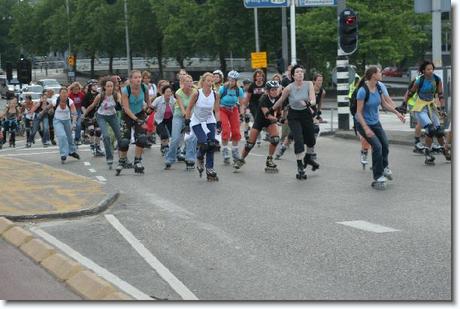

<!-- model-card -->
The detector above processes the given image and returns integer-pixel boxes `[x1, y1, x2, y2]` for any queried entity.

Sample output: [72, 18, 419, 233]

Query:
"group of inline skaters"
[0, 59, 451, 189]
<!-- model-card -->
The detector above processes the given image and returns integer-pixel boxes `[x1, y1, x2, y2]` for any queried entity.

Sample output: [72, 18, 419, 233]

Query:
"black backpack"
[126, 84, 148, 101]
[349, 83, 383, 116]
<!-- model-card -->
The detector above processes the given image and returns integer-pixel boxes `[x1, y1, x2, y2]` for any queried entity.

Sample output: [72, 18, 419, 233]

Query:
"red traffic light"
[345, 16, 356, 25]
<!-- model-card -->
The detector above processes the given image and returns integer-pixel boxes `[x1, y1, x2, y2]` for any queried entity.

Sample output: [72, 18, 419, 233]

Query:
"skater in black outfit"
[233, 81, 282, 173]
[271, 65, 319, 180]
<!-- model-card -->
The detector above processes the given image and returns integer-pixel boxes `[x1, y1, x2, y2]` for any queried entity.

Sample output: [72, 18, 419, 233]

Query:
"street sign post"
[244, 0, 289, 8]
[251, 52, 268, 69]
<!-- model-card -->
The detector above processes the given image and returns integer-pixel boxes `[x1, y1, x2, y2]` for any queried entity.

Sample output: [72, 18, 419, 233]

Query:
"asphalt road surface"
[0, 135, 451, 300]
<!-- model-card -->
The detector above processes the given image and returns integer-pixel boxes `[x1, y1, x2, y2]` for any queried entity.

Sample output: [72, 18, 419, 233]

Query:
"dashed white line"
[105, 214, 199, 300]
[84, 162, 91, 166]
[30, 227, 152, 300]
[88, 168, 96, 173]
[337, 220, 400, 233]
[96, 176, 107, 182]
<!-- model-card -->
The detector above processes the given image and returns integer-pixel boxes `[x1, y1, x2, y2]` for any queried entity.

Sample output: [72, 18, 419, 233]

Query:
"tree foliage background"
[0, 0, 443, 80]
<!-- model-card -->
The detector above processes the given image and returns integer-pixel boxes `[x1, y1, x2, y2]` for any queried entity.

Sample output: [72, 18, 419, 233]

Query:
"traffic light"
[17, 57, 32, 84]
[5, 62, 13, 82]
[339, 9, 358, 55]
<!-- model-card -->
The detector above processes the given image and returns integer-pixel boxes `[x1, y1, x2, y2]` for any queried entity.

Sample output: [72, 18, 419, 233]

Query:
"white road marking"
[30, 227, 152, 300]
[96, 176, 107, 182]
[88, 168, 96, 173]
[84, 162, 91, 166]
[248, 153, 266, 157]
[105, 214, 199, 300]
[337, 220, 400, 233]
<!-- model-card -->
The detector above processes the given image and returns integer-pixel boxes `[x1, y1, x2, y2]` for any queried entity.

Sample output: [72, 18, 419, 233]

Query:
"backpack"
[126, 84, 148, 101]
[416, 74, 441, 95]
[349, 83, 383, 116]
[221, 86, 241, 101]
[98, 92, 121, 111]
[55, 97, 71, 109]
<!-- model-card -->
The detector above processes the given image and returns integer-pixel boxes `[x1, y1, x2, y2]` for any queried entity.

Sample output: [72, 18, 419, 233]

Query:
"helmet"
[227, 70, 239, 80]
[265, 80, 280, 90]
[86, 79, 98, 86]
[242, 79, 252, 85]
[212, 70, 224, 80]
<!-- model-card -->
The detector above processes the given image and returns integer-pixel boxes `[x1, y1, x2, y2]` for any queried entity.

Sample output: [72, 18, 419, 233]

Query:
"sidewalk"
[0, 157, 118, 221]
[0, 238, 81, 300]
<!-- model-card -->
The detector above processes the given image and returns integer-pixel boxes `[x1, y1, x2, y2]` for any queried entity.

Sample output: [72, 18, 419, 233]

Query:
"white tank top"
[190, 89, 216, 126]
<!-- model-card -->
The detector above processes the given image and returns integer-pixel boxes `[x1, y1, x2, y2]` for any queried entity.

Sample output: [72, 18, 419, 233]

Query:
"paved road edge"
[0, 216, 132, 301]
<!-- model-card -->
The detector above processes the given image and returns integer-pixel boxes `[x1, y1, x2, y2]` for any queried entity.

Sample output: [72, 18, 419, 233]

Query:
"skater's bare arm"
[213, 92, 220, 122]
[185, 92, 198, 119]
[272, 86, 290, 111]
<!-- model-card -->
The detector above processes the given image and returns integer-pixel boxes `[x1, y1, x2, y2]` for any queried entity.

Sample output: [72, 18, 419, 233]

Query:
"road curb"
[0, 216, 133, 300]
[330, 130, 413, 146]
[3, 191, 120, 222]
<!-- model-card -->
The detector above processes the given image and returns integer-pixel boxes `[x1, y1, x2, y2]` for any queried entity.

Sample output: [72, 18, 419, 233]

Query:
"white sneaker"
[383, 167, 393, 180]
[376, 175, 388, 182]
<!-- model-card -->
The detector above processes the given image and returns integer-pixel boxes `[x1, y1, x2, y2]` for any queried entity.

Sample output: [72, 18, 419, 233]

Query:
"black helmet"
[86, 79, 98, 86]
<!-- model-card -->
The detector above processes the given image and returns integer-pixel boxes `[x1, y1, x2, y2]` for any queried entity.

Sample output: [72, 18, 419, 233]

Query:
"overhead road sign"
[414, 0, 450, 13]
[244, 0, 290, 8]
[297, 0, 336, 7]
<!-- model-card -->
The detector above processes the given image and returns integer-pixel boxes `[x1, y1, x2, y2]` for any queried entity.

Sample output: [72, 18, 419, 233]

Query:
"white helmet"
[213, 70, 224, 80]
[227, 70, 239, 80]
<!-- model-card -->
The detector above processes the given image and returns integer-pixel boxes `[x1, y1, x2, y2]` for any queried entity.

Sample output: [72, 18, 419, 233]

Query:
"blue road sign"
[243, 0, 290, 8]
[297, 0, 336, 6]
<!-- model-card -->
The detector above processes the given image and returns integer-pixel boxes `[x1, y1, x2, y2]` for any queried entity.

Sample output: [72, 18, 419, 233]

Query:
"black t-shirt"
[281, 76, 293, 88]
[83, 91, 98, 118]
[254, 94, 280, 124]
[248, 82, 266, 107]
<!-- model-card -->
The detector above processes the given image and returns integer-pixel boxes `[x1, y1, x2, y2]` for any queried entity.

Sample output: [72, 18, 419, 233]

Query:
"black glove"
[183, 118, 191, 134]
[239, 113, 244, 123]
[216, 121, 222, 134]
[135, 118, 145, 126]
[278, 117, 286, 124]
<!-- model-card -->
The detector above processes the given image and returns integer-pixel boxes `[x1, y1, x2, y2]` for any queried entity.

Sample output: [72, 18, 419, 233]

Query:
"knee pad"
[270, 136, 280, 146]
[314, 124, 320, 135]
[198, 142, 208, 153]
[435, 126, 445, 138]
[425, 124, 435, 138]
[244, 142, 255, 152]
[95, 128, 102, 137]
[119, 138, 130, 151]
[89, 128, 95, 136]
[136, 134, 148, 148]
[207, 139, 219, 152]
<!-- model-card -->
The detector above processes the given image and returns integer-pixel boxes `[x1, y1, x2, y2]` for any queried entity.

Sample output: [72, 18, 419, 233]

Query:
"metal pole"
[66, 0, 72, 82]
[281, 7, 288, 71]
[432, 0, 442, 67]
[254, 8, 260, 52]
[289, 0, 296, 65]
[124, 0, 131, 75]
[336, 0, 349, 130]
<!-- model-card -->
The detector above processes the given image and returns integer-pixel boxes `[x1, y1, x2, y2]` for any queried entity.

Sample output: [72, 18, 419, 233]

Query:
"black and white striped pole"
[336, 2, 358, 130]
[336, 53, 350, 130]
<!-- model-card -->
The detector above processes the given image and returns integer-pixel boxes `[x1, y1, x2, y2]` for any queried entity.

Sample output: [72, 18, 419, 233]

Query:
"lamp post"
[124, 0, 131, 75]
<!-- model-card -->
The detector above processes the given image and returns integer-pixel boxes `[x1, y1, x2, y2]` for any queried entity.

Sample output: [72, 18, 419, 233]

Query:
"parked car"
[22, 84, 44, 95]
[382, 67, 405, 77]
[37, 79, 62, 94]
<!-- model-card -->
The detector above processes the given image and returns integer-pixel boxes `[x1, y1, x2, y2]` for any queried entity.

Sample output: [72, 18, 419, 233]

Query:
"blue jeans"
[28, 115, 49, 144]
[53, 118, 76, 158]
[96, 113, 122, 162]
[165, 115, 197, 164]
[74, 109, 82, 142]
[356, 121, 389, 180]
[193, 123, 216, 169]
